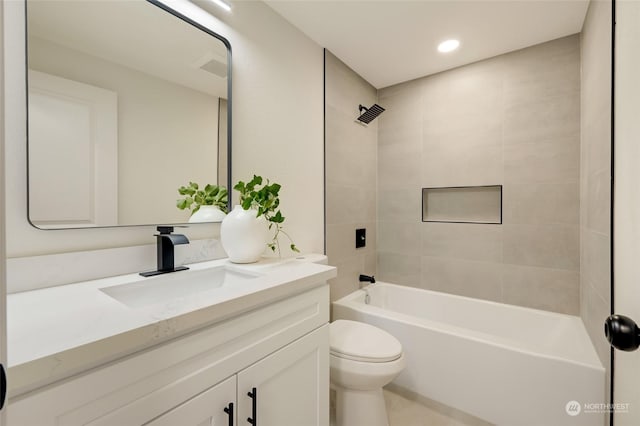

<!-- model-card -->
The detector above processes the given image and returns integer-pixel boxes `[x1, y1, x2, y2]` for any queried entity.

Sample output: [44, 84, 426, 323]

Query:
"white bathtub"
[332, 283, 605, 426]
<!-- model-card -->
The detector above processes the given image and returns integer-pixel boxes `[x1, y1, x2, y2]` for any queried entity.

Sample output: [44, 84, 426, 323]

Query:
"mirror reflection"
[26, 0, 230, 228]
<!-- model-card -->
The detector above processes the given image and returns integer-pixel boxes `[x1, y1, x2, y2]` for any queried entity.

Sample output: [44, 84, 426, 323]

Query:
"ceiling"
[28, 0, 228, 98]
[264, 0, 590, 89]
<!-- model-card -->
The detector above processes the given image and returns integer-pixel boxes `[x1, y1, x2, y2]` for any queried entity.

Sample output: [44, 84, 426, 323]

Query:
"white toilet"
[330, 320, 406, 426]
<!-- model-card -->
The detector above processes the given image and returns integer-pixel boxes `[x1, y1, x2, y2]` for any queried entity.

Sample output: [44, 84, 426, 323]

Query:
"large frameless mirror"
[26, 0, 231, 229]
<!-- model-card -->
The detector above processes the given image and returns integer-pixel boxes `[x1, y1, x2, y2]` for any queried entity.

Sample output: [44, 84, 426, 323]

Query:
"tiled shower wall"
[377, 35, 581, 314]
[580, 0, 612, 397]
[325, 50, 378, 302]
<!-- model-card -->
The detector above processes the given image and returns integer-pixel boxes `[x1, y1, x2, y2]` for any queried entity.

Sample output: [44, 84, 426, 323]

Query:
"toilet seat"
[330, 320, 402, 363]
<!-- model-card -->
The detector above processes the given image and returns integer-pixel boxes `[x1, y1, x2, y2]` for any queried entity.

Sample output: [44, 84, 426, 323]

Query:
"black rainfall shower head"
[357, 104, 385, 124]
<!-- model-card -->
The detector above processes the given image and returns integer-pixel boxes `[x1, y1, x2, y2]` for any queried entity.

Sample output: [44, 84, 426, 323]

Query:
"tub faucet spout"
[359, 275, 375, 304]
[359, 274, 376, 285]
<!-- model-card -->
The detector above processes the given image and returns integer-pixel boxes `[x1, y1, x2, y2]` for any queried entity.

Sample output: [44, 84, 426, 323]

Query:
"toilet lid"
[330, 320, 402, 363]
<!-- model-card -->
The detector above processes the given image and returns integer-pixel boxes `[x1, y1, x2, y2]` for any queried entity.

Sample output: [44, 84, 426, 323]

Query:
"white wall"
[213, 0, 325, 255]
[30, 37, 220, 225]
[3, 0, 324, 276]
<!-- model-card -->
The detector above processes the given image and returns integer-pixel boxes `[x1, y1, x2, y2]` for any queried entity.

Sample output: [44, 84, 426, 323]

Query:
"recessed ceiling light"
[208, 0, 231, 12]
[437, 39, 460, 53]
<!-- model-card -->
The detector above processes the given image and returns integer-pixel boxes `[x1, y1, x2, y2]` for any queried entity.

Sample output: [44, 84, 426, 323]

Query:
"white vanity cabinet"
[146, 375, 236, 426]
[7, 284, 329, 426]
[145, 326, 328, 426]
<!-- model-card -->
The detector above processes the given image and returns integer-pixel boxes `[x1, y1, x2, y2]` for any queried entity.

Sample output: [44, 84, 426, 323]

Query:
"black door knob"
[604, 314, 640, 351]
[0, 364, 5, 410]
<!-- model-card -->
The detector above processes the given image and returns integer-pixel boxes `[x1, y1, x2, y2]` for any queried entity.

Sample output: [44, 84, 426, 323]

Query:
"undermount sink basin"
[100, 266, 261, 309]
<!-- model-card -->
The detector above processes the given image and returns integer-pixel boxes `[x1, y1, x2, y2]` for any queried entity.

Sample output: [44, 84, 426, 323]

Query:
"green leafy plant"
[177, 182, 228, 215]
[233, 175, 299, 255]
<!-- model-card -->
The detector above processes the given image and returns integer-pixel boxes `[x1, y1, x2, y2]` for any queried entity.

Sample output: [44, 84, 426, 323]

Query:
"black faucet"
[140, 226, 190, 277]
[359, 274, 376, 284]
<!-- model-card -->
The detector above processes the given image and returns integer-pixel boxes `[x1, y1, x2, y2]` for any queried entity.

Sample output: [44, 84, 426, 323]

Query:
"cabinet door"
[237, 325, 329, 426]
[145, 376, 236, 426]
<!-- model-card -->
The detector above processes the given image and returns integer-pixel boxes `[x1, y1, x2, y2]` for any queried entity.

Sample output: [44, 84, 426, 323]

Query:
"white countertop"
[7, 256, 336, 395]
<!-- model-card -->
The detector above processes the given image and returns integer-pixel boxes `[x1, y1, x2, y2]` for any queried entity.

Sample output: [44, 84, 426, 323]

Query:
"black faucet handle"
[156, 225, 189, 234]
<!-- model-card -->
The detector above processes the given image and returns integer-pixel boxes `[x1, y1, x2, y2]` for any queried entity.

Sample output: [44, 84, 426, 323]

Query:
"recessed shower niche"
[422, 185, 502, 224]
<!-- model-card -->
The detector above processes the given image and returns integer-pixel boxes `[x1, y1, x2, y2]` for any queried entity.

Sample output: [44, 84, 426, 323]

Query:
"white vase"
[220, 205, 270, 263]
[189, 205, 227, 223]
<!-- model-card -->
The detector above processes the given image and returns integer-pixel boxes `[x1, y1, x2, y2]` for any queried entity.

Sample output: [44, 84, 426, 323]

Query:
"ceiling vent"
[193, 52, 228, 79]
[199, 57, 227, 78]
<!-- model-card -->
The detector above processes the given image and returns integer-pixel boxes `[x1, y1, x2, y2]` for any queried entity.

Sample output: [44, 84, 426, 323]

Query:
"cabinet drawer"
[9, 285, 329, 426]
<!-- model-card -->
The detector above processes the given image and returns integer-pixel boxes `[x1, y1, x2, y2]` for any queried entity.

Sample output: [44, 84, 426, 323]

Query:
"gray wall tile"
[325, 50, 377, 116]
[326, 183, 376, 225]
[378, 79, 423, 129]
[501, 265, 579, 314]
[325, 51, 378, 303]
[325, 106, 377, 188]
[503, 35, 580, 106]
[422, 141, 503, 188]
[503, 94, 580, 146]
[377, 220, 421, 255]
[364, 252, 377, 278]
[583, 280, 611, 366]
[378, 141, 422, 190]
[378, 119, 421, 148]
[580, 0, 612, 380]
[328, 36, 591, 320]
[583, 230, 611, 303]
[376, 36, 582, 315]
[422, 223, 503, 262]
[503, 224, 579, 270]
[378, 186, 423, 222]
[377, 252, 421, 285]
[328, 255, 365, 303]
[504, 134, 580, 183]
[585, 169, 611, 235]
[326, 222, 376, 263]
[420, 256, 503, 302]
[502, 183, 579, 225]
[504, 138, 580, 184]
[423, 107, 503, 144]
[584, 109, 611, 173]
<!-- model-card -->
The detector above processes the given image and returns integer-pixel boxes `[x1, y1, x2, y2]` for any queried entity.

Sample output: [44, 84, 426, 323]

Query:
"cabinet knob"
[247, 387, 257, 425]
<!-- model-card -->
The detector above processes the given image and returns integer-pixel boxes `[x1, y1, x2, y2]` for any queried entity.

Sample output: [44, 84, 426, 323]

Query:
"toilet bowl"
[330, 320, 405, 426]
